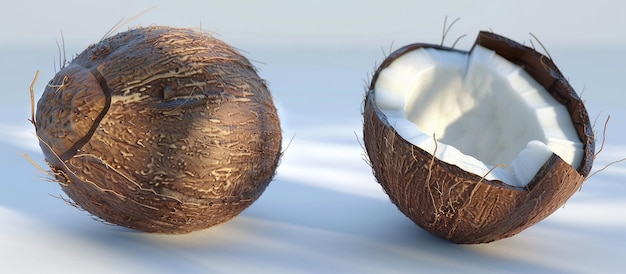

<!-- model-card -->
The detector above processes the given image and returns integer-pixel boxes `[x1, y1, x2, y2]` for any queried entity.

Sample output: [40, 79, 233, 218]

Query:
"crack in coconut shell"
[35, 26, 282, 233]
[363, 31, 594, 244]
[58, 67, 113, 161]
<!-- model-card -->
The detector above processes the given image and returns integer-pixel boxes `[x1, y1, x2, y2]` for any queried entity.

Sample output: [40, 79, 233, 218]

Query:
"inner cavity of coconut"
[374, 45, 583, 187]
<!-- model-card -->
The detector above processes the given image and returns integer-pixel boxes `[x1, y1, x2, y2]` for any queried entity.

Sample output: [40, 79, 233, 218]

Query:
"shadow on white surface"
[2, 119, 625, 273]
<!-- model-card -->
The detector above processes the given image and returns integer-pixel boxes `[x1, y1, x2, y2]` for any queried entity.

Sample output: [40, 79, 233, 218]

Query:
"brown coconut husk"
[363, 31, 594, 244]
[34, 26, 282, 233]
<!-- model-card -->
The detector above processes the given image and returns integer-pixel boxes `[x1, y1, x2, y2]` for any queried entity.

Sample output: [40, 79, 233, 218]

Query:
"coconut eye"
[363, 31, 594, 244]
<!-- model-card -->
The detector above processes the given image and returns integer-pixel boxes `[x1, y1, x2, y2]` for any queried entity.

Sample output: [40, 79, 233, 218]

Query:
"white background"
[2, 1, 626, 273]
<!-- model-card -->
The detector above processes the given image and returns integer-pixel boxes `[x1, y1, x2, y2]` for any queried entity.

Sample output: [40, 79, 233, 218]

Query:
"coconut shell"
[363, 31, 594, 244]
[35, 26, 282, 233]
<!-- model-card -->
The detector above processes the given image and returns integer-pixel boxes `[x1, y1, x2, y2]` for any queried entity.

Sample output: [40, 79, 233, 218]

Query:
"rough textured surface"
[363, 31, 594, 244]
[35, 26, 282, 233]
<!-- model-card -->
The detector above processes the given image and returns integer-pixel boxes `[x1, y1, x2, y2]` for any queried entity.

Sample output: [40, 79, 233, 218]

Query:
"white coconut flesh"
[374, 45, 583, 187]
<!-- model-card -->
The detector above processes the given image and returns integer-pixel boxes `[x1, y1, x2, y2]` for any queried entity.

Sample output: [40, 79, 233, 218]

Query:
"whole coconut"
[34, 26, 282, 233]
[363, 31, 594, 244]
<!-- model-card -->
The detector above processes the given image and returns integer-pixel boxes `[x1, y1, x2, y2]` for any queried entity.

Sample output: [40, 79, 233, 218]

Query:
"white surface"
[2, 1, 626, 273]
[374, 46, 580, 187]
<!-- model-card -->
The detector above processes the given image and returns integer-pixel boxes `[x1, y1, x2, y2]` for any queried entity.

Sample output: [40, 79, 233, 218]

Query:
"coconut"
[33, 26, 282, 233]
[363, 31, 594, 244]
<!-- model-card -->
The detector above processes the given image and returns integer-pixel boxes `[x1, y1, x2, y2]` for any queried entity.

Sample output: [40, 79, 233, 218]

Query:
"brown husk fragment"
[35, 26, 282, 233]
[363, 31, 594, 244]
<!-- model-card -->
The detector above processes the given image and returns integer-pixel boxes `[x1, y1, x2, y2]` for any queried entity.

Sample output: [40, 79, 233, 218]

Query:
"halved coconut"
[363, 31, 594, 244]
